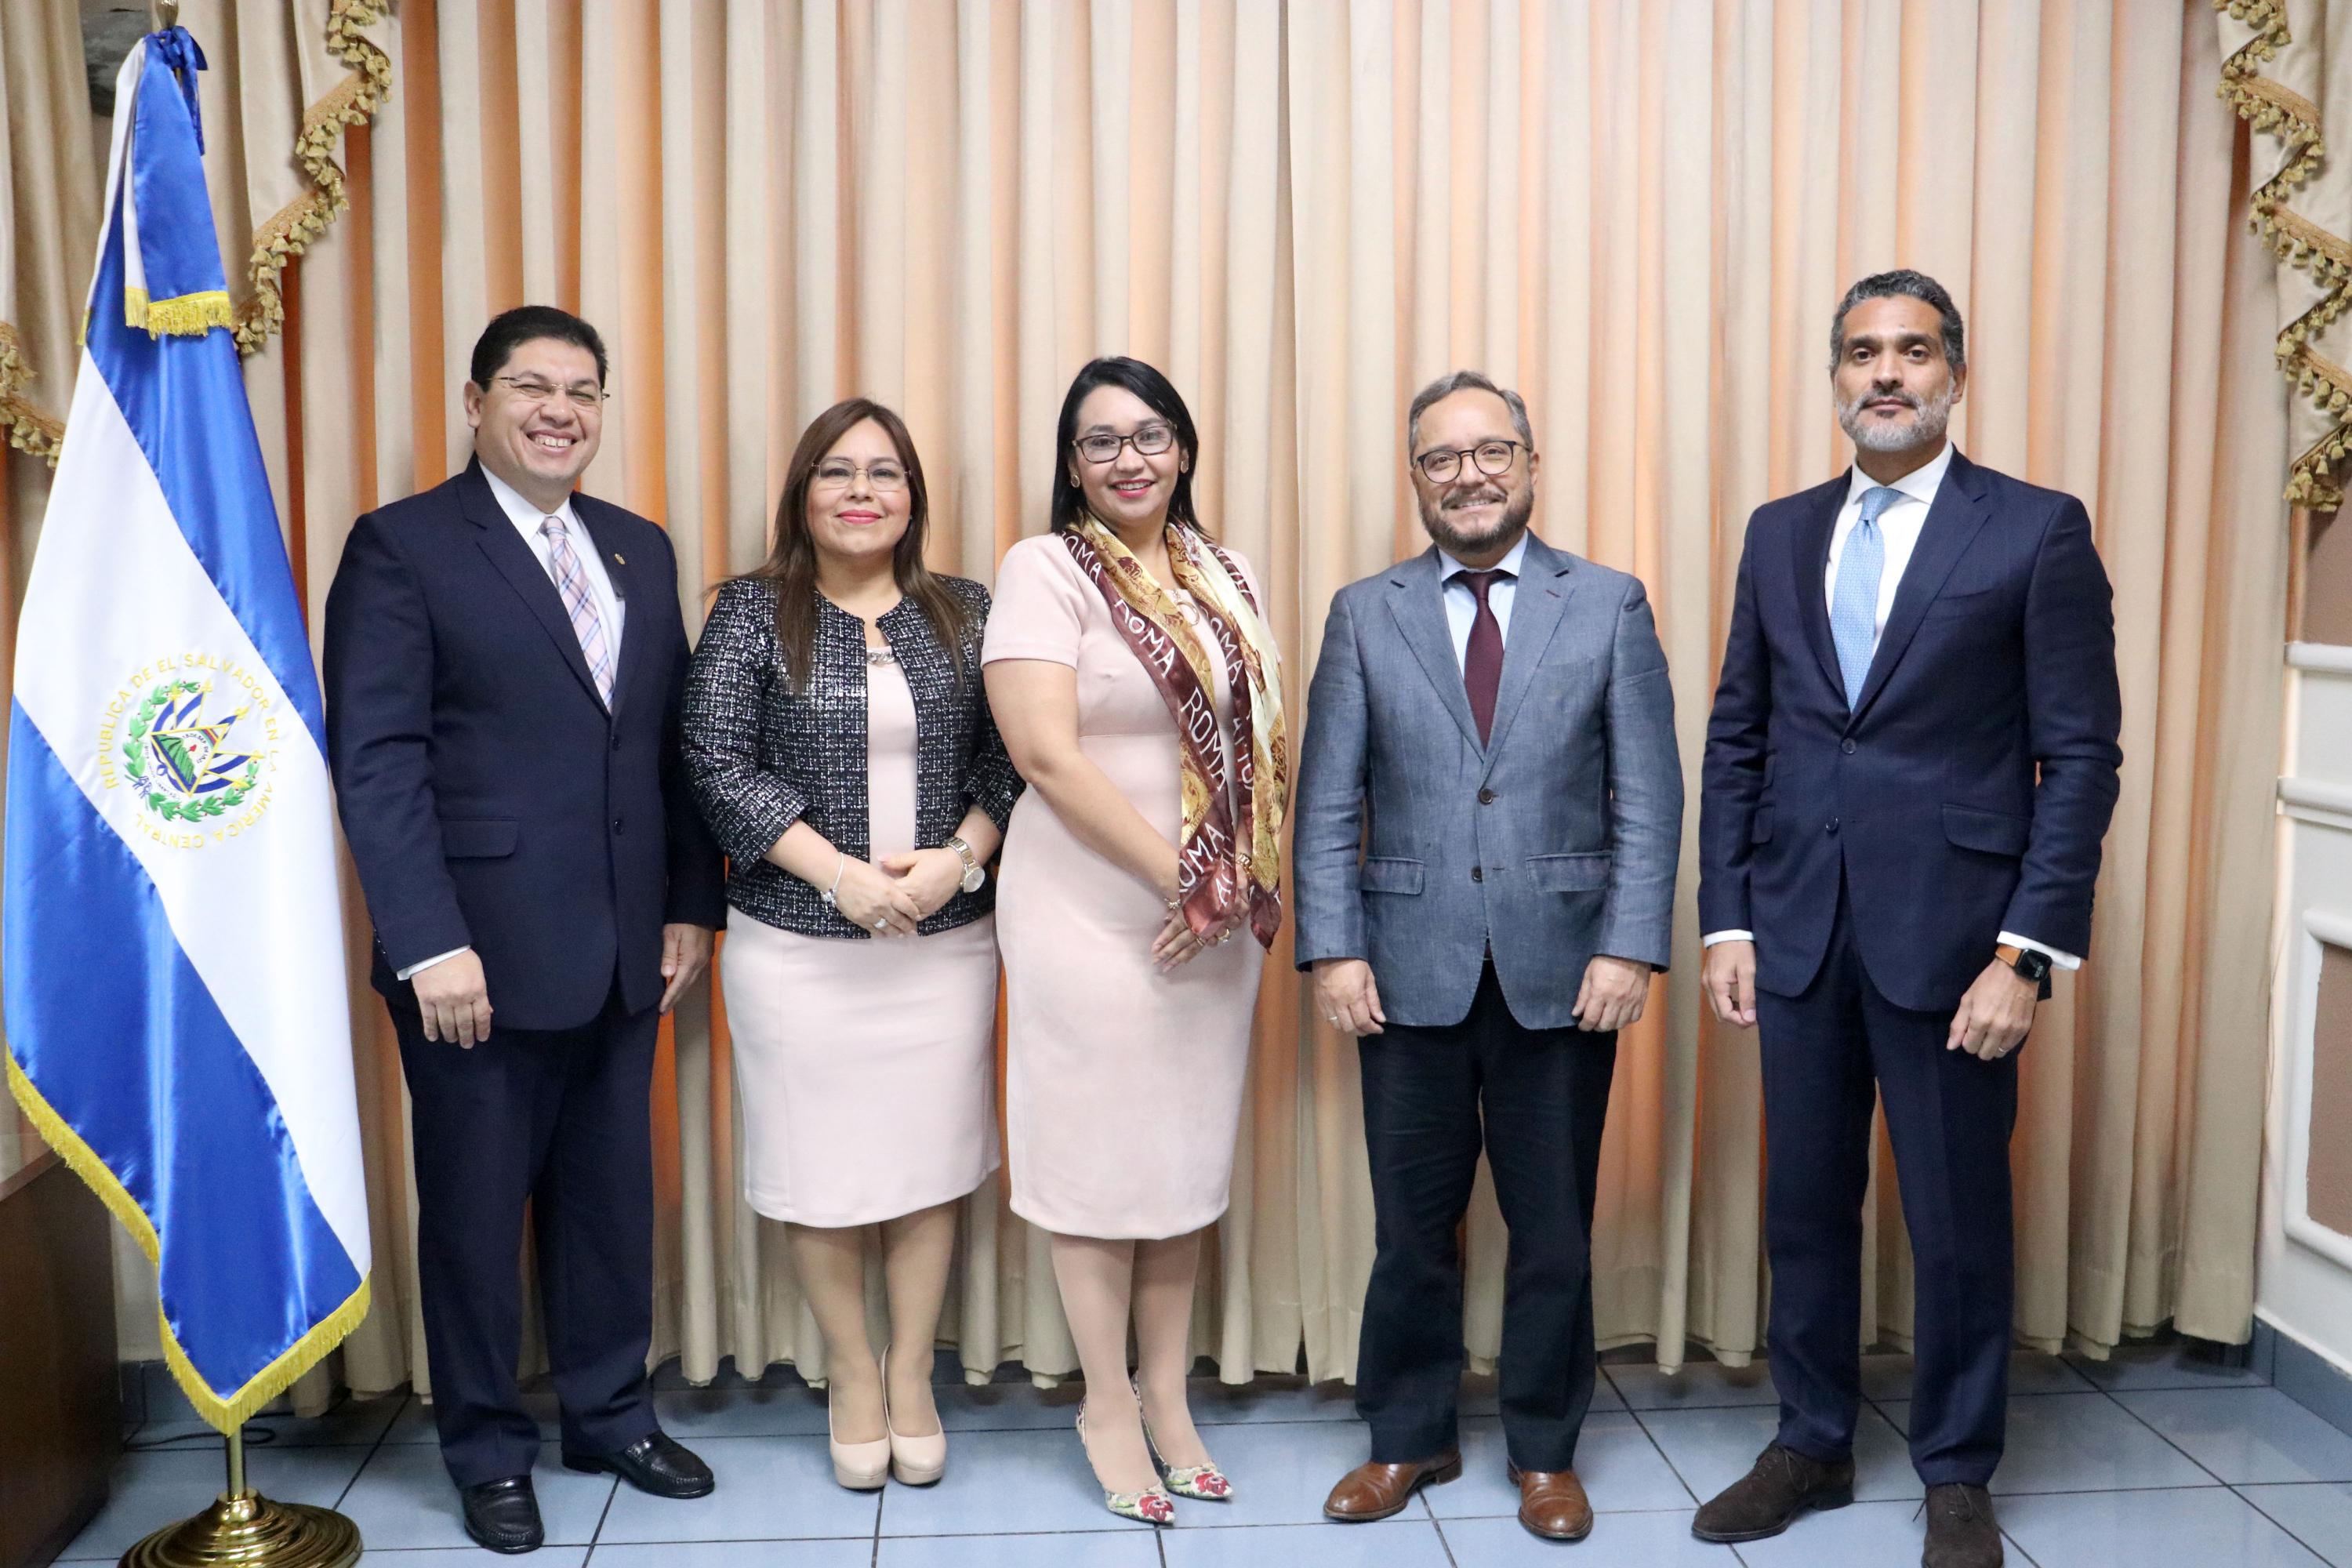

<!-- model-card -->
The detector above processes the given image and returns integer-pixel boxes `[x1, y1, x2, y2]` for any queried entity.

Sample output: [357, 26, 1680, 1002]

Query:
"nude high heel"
[883, 1348, 948, 1486]
[826, 1362, 891, 1491]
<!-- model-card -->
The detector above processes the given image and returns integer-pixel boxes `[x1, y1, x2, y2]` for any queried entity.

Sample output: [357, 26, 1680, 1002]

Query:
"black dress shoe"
[561, 1430, 715, 1498]
[459, 1475, 544, 1554]
[1923, 1483, 2004, 1567]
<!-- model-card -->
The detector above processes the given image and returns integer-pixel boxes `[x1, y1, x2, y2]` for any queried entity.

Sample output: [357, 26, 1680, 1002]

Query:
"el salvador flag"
[3, 28, 371, 1432]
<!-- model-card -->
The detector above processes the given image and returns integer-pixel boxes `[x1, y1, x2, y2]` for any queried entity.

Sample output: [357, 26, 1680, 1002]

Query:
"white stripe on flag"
[13, 357, 368, 1275]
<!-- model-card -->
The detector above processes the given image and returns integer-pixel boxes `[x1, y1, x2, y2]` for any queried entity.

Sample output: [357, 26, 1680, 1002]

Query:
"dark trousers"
[1354, 961, 1617, 1472]
[1757, 885, 2020, 1487]
[395, 982, 661, 1488]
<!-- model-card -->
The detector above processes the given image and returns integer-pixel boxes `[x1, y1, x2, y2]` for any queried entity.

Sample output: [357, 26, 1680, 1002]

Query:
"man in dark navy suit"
[1693, 273, 2122, 1568]
[326, 306, 725, 1553]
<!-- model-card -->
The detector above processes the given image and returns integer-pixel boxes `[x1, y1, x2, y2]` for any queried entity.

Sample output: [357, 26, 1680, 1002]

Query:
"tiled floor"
[68, 1341, 2352, 1566]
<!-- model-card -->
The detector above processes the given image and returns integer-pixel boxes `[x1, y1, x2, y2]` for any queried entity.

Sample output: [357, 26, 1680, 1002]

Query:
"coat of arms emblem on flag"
[2, 23, 372, 1443]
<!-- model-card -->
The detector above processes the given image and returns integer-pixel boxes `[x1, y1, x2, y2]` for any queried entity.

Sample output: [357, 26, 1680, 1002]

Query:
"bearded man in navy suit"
[1693, 272, 2122, 1568]
[326, 307, 725, 1553]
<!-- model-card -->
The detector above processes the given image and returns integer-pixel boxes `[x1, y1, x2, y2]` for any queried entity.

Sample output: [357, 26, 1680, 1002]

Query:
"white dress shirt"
[1702, 444, 2079, 971]
[1436, 530, 1531, 669]
[481, 466, 626, 654]
[401, 470, 628, 984]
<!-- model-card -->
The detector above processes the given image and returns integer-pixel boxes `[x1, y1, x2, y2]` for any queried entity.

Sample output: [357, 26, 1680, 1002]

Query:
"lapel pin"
[612, 553, 626, 565]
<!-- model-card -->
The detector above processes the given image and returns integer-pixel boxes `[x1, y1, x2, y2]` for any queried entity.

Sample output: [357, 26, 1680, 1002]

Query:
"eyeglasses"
[1414, 439, 1526, 485]
[1073, 423, 1177, 465]
[812, 459, 909, 493]
[493, 375, 609, 408]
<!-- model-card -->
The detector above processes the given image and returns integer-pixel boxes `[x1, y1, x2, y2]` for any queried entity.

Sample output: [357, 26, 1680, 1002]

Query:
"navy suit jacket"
[1697, 449, 2122, 1013]
[324, 459, 725, 1031]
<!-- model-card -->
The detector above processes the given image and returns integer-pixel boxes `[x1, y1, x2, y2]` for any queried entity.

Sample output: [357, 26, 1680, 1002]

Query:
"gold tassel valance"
[2217, 0, 2352, 507]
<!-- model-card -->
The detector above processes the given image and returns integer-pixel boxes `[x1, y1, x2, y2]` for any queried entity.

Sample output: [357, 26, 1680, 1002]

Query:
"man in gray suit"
[1298, 370, 1682, 1542]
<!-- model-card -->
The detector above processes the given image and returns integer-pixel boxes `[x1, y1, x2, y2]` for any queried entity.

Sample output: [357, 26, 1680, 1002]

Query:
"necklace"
[866, 643, 898, 666]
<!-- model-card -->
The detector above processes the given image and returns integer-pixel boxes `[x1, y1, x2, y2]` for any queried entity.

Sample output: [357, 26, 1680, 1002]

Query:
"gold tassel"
[125, 287, 236, 338]
[0, 320, 66, 465]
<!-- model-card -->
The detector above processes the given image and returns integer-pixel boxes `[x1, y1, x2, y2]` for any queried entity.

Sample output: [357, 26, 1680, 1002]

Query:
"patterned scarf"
[1062, 514, 1287, 947]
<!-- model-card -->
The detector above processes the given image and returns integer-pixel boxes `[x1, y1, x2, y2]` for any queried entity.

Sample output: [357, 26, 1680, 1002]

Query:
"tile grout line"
[2227, 1479, 2343, 1566]
[2095, 1380, 2235, 1490]
[582, 1465, 621, 1555]
[328, 1389, 410, 1514]
[1605, 1362, 1706, 1513]
[1420, 1488, 1461, 1567]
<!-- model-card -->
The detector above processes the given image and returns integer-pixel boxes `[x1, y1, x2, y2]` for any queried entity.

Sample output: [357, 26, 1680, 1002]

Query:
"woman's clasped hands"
[830, 855, 925, 936]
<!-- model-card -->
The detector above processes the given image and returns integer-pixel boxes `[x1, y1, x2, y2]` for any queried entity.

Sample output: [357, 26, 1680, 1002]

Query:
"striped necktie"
[541, 514, 615, 706]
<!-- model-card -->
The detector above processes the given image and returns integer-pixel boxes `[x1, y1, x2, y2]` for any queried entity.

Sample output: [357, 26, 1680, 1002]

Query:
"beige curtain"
[0, 0, 2291, 1404]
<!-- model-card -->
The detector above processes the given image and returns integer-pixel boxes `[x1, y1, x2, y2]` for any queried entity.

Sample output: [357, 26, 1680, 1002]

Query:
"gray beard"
[1839, 382, 1956, 455]
[1422, 486, 1534, 558]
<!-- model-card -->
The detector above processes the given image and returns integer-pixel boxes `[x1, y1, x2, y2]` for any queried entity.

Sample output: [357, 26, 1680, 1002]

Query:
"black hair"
[1828, 270, 1965, 375]
[470, 304, 610, 390]
[1051, 357, 1202, 534]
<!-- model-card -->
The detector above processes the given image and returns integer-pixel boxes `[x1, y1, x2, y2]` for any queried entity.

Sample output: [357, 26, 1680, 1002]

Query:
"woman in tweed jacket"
[682, 398, 1019, 1493]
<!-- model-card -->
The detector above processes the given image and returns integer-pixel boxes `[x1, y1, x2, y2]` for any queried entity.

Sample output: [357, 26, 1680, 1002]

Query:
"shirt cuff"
[1998, 932, 2082, 971]
[1701, 930, 1755, 947]
[397, 946, 470, 983]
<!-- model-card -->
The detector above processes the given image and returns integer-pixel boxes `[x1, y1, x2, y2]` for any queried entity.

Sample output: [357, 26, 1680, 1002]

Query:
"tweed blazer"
[683, 575, 1022, 937]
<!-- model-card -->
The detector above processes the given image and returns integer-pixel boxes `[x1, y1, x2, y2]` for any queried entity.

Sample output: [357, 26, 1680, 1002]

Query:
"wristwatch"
[946, 835, 986, 894]
[1994, 942, 2053, 997]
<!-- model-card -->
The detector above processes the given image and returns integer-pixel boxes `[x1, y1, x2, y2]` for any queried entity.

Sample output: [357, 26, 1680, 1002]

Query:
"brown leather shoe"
[1321, 1450, 1463, 1522]
[1507, 1463, 1594, 1541]
[1922, 1483, 2003, 1568]
[1690, 1441, 1856, 1543]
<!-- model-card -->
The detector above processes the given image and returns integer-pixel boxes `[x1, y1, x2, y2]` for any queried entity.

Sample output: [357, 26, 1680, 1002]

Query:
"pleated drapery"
[0, 2, 2291, 1407]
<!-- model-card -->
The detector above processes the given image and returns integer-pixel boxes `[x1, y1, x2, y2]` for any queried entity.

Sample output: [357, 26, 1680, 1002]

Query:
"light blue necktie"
[1831, 485, 1902, 707]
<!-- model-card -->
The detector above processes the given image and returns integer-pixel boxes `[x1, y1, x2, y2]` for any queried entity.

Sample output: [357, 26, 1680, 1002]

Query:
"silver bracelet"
[821, 853, 846, 909]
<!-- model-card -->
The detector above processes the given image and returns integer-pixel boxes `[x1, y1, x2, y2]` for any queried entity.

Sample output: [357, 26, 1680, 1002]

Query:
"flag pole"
[118, 1417, 361, 1567]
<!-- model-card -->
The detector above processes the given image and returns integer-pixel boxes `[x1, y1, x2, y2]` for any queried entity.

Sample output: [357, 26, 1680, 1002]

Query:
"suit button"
[1478, 788, 1497, 804]
[612, 734, 622, 751]
[612, 817, 625, 834]
[1842, 739, 1857, 754]
[1824, 818, 1840, 834]
[1471, 866, 1484, 882]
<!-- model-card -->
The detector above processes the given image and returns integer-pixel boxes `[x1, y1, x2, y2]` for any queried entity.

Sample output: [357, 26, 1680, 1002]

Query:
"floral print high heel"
[1074, 1399, 1177, 1525]
[1134, 1380, 1233, 1501]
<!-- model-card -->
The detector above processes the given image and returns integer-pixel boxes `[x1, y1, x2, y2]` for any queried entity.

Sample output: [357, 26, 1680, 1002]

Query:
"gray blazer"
[1291, 534, 1683, 1029]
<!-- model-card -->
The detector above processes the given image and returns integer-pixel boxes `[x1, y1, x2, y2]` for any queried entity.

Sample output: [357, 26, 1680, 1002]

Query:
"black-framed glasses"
[1074, 423, 1177, 464]
[1414, 439, 1526, 484]
[494, 374, 608, 408]
[812, 459, 909, 493]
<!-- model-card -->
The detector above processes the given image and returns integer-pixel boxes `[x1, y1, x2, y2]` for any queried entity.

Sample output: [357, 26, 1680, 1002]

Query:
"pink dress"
[982, 534, 1268, 1240]
[720, 657, 1001, 1226]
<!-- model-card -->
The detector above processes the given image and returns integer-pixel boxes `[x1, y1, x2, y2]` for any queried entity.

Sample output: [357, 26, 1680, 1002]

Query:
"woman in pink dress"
[683, 400, 1019, 1493]
[983, 358, 1288, 1525]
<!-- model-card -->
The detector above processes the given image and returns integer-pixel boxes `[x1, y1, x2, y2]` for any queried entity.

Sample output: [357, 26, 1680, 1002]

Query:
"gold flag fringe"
[2216, 0, 2352, 506]
[6, 1049, 374, 1434]
[126, 286, 237, 337]
[232, 0, 394, 355]
[0, 322, 65, 463]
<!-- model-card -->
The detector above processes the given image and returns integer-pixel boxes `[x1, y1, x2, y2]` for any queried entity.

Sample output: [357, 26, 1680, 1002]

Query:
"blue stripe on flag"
[82, 180, 324, 757]
[3, 703, 360, 1396]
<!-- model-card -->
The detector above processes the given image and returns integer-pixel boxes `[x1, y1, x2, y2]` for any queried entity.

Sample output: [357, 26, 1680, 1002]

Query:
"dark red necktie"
[1459, 568, 1508, 746]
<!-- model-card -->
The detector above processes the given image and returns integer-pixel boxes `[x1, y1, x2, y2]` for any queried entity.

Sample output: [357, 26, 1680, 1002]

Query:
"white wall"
[2260, 643, 2352, 1375]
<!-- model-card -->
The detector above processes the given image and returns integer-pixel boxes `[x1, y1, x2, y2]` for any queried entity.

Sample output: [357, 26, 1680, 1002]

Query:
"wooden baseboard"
[0, 1156, 120, 1568]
